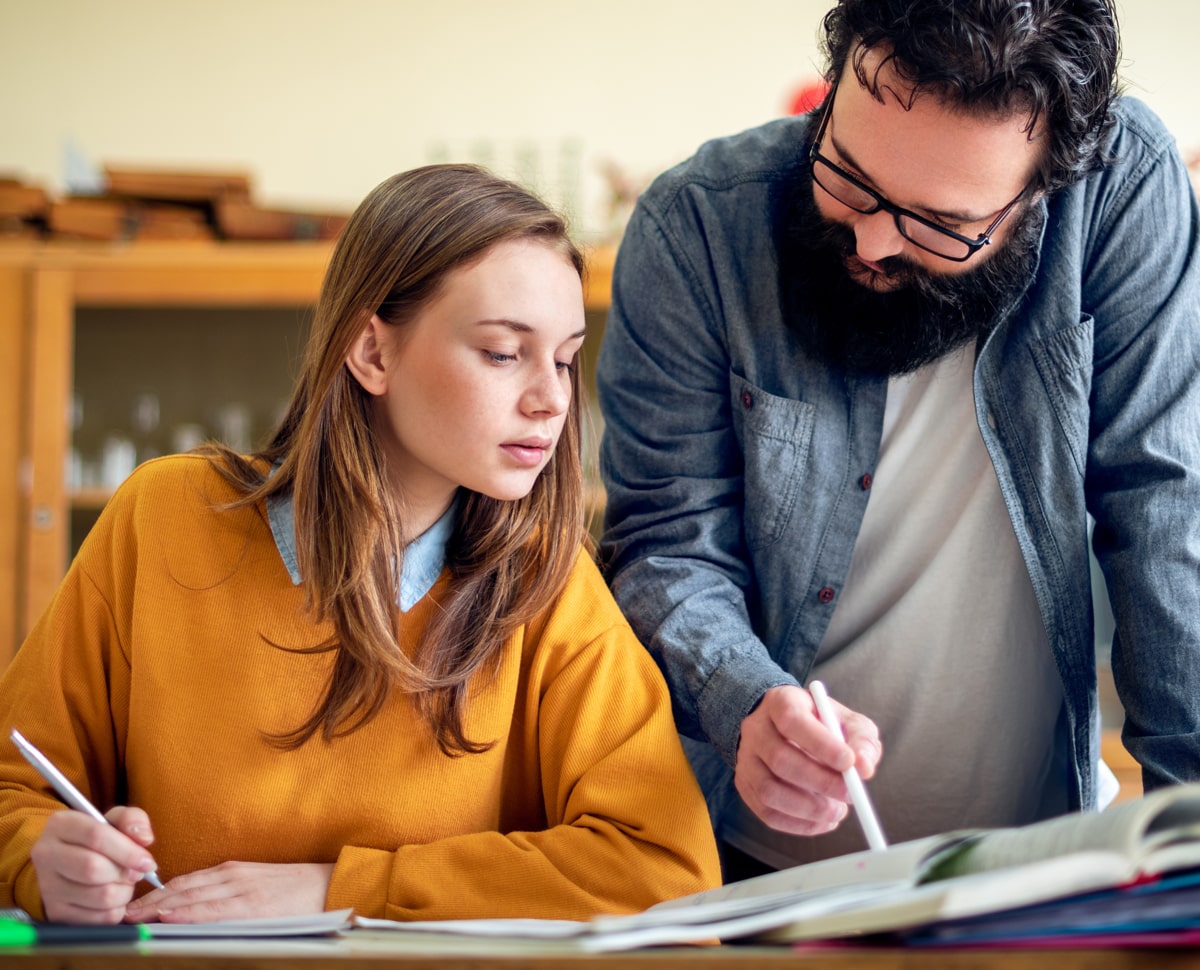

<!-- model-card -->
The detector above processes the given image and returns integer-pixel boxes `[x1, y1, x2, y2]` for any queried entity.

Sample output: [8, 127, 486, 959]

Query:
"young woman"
[0, 165, 721, 926]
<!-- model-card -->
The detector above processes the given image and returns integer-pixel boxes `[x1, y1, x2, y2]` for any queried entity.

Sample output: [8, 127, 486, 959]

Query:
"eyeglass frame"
[808, 86, 1027, 263]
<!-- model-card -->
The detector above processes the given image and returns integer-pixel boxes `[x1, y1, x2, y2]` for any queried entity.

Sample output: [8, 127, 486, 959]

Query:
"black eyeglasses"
[808, 89, 1026, 263]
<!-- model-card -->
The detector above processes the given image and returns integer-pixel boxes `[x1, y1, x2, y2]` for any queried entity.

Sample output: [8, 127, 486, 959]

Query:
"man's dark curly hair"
[819, 0, 1121, 193]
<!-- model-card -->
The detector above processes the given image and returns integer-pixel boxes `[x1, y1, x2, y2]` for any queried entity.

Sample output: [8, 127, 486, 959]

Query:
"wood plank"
[12, 240, 611, 308]
[0, 264, 27, 666]
[46, 240, 614, 308]
[4, 942, 1200, 969]
[22, 268, 74, 638]
[63, 243, 331, 306]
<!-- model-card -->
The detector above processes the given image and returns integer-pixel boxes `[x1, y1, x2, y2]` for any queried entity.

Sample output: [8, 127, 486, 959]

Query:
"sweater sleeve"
[325, 555, 722, 920]
[0, 506, 134, 918]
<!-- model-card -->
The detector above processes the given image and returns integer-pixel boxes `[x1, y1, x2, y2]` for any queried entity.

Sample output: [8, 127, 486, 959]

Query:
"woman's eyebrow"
[477, 319, 587, 341]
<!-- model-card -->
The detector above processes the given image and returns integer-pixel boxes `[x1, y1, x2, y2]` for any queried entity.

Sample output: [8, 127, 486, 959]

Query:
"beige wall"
[2, 1, 1196, 237]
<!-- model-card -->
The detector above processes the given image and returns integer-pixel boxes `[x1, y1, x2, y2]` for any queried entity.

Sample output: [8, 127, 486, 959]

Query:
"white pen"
[807, 680, 888, 852]
[9, 728, 165, 889]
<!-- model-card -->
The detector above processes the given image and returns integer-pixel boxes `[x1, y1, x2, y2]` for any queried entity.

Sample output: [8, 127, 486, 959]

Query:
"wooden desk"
[5, 941, 1200, 969]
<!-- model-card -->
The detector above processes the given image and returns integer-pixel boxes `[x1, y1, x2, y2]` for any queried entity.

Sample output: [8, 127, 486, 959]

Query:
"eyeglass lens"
[812, 158, 974, 260]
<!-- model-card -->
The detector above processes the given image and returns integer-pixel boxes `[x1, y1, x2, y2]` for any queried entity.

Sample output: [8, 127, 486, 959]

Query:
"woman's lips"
[501, 439, 551, 467]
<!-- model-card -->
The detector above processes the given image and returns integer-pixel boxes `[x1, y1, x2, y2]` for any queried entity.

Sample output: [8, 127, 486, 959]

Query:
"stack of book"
[0, 167, 348, 242]
[0, 178, 49, 239]
[347, 782, 1200, 952]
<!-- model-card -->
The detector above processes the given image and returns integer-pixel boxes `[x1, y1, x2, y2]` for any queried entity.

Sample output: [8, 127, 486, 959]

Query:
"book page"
[931, 784, 1200, 881]
[353, 884, 902, 952]
[764, 849, 1136, 943]
[649, 831, 973, 912]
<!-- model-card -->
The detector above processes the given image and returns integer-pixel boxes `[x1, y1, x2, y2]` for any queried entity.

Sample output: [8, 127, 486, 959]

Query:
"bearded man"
[597, 0, 1200, 878]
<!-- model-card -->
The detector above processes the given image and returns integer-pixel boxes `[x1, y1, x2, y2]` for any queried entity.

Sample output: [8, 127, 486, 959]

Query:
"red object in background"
[788, 78, 832, 115]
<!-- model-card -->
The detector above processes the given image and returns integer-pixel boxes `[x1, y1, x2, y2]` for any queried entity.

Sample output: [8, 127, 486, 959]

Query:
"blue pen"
[9, 728, 165, 889]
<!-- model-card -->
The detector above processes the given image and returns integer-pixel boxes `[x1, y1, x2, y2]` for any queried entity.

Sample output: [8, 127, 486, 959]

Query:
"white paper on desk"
[353, 915, 587, 939]
[147, 908, 354, 937]
[577, 884, 906, 951]
[350, 887, 883, 938]
[350, 884, 900, 953]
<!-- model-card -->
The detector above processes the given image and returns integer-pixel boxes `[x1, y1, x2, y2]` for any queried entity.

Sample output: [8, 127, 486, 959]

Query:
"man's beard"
[775, 168, 1044, 379]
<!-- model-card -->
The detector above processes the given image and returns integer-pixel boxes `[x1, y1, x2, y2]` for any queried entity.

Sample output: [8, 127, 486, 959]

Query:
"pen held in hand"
[8, 728, 165, 889]
[807, 680, 888, 852]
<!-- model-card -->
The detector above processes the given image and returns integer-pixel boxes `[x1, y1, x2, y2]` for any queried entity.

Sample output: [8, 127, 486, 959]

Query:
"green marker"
[0, 918, 151, 946]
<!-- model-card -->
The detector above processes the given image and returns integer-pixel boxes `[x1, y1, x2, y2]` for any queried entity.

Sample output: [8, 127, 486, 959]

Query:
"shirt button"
[740, 389, 753, 410]
[817, 586, 836, 604]
[986, 412, 997, 430]
[859, 472, 873, 490]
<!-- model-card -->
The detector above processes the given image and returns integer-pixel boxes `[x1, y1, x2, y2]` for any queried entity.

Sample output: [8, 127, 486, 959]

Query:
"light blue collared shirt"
[267, 492, 454, 612]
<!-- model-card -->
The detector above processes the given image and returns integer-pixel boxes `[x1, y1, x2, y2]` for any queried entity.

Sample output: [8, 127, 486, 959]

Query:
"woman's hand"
[31, 806, 161, 924]
[124, 861, 335, 924]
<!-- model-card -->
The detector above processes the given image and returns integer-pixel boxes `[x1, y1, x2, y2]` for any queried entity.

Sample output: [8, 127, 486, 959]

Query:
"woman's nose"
[523, 364, 570, 416]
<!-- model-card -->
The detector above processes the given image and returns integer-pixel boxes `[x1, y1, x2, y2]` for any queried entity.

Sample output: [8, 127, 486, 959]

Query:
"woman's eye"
[556, 359, 576, 374]
[484, 350, 517, 364]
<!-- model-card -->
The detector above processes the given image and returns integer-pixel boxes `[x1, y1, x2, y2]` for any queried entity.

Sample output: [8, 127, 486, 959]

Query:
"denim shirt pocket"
[729, 373, 817, 549]
[1029, 315, 1094, 479]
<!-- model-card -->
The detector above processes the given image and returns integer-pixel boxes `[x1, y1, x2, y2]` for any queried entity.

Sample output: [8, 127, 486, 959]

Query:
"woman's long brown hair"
[204, 164, 587, 755]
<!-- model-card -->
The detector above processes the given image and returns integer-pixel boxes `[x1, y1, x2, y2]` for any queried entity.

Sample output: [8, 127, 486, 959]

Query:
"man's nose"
[852, 210, 907, 264]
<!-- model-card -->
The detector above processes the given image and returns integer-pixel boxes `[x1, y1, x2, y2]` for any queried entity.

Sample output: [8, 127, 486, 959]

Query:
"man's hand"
[31, 806, 161, 924]
[123, 861, 334, 924]
[734, 684, 882, 835]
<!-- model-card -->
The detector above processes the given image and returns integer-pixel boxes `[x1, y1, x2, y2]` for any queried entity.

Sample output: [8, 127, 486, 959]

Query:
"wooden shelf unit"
[2, 240, 614, 668]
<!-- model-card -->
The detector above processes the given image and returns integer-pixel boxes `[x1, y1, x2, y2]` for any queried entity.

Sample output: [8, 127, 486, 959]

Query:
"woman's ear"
[345, 314, 390, 396]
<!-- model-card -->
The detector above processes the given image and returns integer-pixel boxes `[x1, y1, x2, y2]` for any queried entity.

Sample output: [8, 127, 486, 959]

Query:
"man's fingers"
[830, 700, 883, 779]
[735, 684, 886, 834]
[758, 685, 852, 771]
[735, 753, 849, 835]
[754, 730, 848, 800]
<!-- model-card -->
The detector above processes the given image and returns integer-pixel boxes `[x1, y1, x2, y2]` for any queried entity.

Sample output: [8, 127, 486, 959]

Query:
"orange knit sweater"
[0, 456, 720, 920]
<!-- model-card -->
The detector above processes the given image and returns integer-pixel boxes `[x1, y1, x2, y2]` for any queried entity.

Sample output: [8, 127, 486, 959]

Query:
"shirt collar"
[267, 490, 455, 613]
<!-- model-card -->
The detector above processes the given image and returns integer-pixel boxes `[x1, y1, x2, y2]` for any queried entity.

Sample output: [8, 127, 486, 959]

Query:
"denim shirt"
[267, 492, 453, 611]
[597, 96, 1200, 822]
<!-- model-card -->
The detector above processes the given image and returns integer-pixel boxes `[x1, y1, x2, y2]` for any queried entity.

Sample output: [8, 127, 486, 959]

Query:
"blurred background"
[4, 0, 1198, 242]
[1, 1, 1191, 768]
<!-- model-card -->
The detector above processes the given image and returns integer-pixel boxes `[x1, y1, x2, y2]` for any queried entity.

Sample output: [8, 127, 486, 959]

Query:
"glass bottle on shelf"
[131, 391, 161, 465]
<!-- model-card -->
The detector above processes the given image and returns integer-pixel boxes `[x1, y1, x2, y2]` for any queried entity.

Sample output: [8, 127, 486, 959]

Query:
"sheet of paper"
[147, 908, 353, 938]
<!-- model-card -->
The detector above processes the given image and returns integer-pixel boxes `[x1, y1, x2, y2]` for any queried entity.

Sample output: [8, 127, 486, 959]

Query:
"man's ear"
[345, 313, 390, 396]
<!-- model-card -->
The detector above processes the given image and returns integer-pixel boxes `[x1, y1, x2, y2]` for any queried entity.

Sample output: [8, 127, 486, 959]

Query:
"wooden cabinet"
[2, 240, 613, 667]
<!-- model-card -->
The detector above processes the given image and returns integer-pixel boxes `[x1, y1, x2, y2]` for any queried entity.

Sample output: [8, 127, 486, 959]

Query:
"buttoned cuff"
[698, 655, 799, 768]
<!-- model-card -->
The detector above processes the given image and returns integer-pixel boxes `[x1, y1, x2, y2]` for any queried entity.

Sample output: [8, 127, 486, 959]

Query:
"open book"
[352, 782, 1200, 951]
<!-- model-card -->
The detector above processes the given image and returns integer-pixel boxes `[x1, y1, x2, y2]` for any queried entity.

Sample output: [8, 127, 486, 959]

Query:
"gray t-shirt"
[726, 348, 1068, 868]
